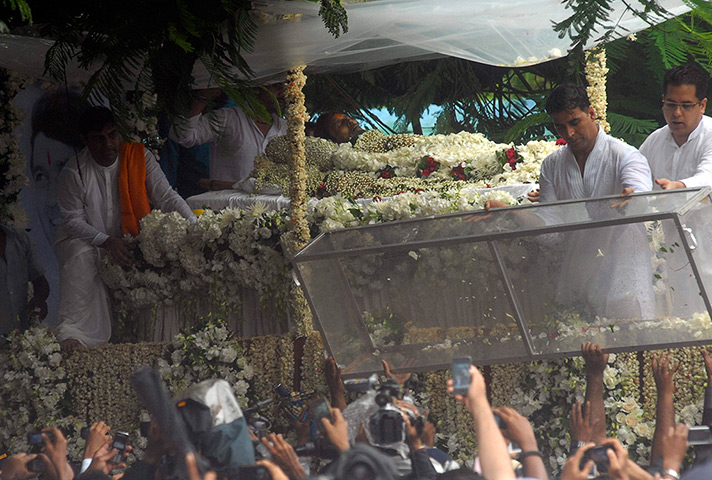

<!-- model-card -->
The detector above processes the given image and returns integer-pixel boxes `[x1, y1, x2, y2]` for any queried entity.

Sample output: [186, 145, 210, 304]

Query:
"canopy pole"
[284, 65, 314, 335]
[586, 46, 610, 133]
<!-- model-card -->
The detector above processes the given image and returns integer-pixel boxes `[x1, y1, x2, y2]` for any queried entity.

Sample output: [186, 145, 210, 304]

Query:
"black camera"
[580, 445, 613, 474]
[111, 431, 130, 464]
[366, 378, 425, 447]
[238, 465, 272, 480]
[28, 457, 46, 473]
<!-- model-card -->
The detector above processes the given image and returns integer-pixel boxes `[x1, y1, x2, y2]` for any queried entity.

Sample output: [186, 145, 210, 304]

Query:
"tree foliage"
[34, 0, 347, 132]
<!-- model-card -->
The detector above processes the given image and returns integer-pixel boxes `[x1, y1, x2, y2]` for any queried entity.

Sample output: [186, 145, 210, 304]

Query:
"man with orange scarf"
[55, 107, 196, 350]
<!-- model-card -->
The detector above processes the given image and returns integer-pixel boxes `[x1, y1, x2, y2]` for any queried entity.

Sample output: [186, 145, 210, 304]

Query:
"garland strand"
[283, 65, 314, 335]
[585, 47, 610, 133]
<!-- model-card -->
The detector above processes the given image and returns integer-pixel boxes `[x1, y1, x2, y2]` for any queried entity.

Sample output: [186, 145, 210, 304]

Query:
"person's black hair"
[78, 106, 117, 136]
[30, 89, 85, 150]
[545, 83, 591, 115]
[663, 62, 709, 100]
[314, 112, 341, 140]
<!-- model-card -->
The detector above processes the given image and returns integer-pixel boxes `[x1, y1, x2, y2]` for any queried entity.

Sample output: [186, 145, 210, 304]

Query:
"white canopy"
[0, 0, 691, 84]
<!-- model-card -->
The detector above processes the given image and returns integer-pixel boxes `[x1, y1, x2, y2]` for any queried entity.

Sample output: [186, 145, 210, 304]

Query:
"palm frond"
[503, 112, 551, 144]
[608, 112, 658, 147]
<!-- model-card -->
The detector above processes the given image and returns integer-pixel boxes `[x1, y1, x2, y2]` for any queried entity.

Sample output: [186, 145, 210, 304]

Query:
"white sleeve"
[57, 163, 109, 246]
[538, 157, 558, 203]
[680, 147, 712, 188]
[145, 150, 197, 223]
[169, 108, 233, 148]
[620, 150, 653, 192]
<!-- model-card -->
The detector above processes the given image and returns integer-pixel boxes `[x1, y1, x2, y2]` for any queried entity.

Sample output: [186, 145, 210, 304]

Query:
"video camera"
[344, 377, 425, 449]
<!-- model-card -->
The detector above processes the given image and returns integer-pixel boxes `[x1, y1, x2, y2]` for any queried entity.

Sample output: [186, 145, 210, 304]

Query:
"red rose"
[506, 148, 517, 161]
[421, 168, 433, 177]
[556, 138, 567, 145]
[380, 171, 391, 179]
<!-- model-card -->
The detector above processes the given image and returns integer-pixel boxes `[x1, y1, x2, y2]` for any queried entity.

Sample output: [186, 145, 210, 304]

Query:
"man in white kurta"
[639, 63, 712, 315]
[56, 107, 196, 348]
[170, 85, 288, 186]
[513, 84, 655, 319]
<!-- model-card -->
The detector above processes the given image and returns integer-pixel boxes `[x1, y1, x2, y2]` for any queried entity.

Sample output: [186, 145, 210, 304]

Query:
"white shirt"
[57, 146, 196, 246]
[170, 107, 288, 183]
[539, 126, 653, 202]
[538, 126, 655, 319]
[55, 145, 195, 346]
[640, 115, 712, 189]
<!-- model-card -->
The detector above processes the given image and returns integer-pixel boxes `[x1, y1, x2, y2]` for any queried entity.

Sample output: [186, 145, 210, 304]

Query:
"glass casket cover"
[293, 188, 712, 377]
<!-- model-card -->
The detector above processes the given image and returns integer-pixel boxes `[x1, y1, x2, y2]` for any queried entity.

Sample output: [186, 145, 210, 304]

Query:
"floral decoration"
[585, 47, 610, 133]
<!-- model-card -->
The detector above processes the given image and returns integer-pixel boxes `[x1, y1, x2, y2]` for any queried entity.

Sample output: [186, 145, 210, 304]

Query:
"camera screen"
[688, 426, 712, 445]
[452, 358, 471, 392]
[310, 400, 330, 419]
[27, 433, 43, 445]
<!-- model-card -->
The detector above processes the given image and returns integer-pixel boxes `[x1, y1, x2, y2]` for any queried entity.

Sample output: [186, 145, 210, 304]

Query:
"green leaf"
[319, 0, 348, 38]
[503, 112, 551, 144]
[608, 112, 658, 147]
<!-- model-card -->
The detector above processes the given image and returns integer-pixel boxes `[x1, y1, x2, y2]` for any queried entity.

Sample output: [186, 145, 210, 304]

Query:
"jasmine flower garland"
[585, 47, 610, 133]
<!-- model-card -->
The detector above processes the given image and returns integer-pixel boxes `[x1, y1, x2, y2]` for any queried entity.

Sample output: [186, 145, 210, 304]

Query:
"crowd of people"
[1, 344, 711, 480]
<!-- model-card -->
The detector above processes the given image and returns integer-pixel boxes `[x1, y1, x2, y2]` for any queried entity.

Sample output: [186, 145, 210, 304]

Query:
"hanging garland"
[585, 47, 610, 133]
[283, 65, 314, 335]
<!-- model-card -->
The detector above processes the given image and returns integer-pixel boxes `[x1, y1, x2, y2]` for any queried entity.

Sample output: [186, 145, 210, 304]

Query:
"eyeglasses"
[662, 101, 701, 112]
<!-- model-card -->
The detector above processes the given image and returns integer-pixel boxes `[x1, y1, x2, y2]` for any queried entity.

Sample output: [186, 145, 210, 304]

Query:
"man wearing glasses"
[640, 62, 712, 190]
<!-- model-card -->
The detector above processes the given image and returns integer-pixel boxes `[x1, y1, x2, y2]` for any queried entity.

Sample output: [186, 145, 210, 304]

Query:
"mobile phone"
[580, 445, 613, 473]
[112, 431, 130, 464]
[238, 465, 272, 480]
[688, 425, 712, 445]
[307, 396, 333, 430]
[27, 432, 43, 445]
[27, 457, 46, 473]
[451, 357, 472, 395]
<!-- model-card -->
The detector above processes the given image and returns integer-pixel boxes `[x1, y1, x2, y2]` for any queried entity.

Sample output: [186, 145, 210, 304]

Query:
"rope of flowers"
[585, 46, 610, 133]
[0, 68, 29, 225]
[283, 65, 315, 335]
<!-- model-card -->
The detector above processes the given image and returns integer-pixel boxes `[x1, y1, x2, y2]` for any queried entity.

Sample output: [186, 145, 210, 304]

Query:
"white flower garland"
[586, 47, 610, 133]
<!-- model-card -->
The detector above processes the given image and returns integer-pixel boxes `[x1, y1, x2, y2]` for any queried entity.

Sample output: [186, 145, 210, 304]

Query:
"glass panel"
[299, 189, 707, 257]
[296, 189, 712, 374]
[297, 241, 529, 377]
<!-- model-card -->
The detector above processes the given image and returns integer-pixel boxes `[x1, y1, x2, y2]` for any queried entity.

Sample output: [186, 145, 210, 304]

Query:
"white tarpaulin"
[0, 0, 691, 84]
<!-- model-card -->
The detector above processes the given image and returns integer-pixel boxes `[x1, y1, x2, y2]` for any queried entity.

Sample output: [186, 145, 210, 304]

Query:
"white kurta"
[55, 146, 196, 346]
[640, 115, 712, 189]
[640, 116, 712, 316]
[170, 107, 288, 183]
[539, 127, 656, 319]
